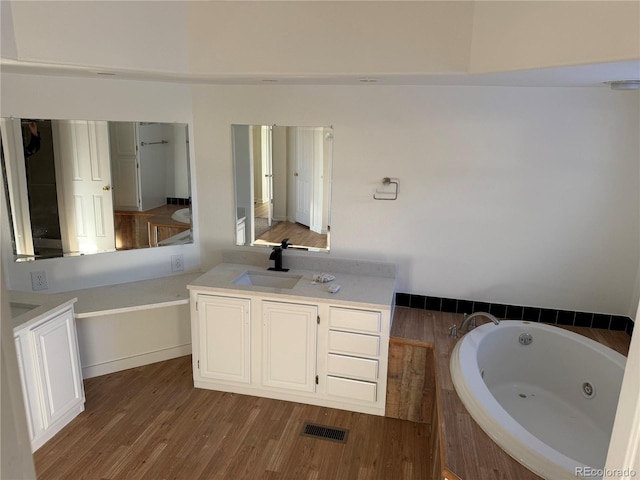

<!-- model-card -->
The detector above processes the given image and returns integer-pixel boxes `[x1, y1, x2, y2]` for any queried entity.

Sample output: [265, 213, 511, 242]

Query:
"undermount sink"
[233, 270, 303, 289]
[10, 302, 39, 318]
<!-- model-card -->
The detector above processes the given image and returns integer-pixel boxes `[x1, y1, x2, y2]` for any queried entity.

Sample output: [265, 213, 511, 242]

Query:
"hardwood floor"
[256, 221, 328, 250]
[34, 356, 430, 480]
[254, 201, 328, 249]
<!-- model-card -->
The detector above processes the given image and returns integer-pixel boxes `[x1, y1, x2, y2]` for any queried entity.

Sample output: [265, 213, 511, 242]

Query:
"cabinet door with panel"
[197, 295, 251, 384]
[14, 335, 36, 443]
[262, 301, 318, 392]
[14, 303, 85, 452]
[30, 307, 85, 432]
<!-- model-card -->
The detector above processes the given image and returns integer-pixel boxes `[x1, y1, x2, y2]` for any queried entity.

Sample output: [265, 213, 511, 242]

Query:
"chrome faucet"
[268, 238, 290, 272]
[449, 324, 458, 338]
[459, 311, 500, 333]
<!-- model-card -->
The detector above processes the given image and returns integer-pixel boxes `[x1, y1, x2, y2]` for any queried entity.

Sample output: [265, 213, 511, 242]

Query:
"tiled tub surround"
[166, 196, 191, 206]
[396, 293, 634, 335]
[391, 307, 631, 480]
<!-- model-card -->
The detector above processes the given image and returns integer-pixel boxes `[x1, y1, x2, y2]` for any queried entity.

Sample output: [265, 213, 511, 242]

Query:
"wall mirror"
[232, 125, 332, 252]
[0, 118, 192, 261]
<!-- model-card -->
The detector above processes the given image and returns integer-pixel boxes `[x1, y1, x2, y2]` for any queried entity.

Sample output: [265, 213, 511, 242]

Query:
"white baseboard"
[82, 344, 192, 379]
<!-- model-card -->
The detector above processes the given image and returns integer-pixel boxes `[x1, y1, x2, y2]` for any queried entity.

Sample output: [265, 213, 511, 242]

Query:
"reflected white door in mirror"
[0, 118, 193, 260]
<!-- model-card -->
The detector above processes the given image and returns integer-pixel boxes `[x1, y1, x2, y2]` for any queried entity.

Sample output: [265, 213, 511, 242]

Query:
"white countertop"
[10, 271, 202, 324]
[10, 291, 77, 331]
[188, 263, 396, 309]
[70, 271, 202, 318]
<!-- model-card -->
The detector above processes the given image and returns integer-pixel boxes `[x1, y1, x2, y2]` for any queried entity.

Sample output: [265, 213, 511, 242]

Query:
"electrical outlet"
[31, 271, 48, 291]
[171, 254, 184, 272]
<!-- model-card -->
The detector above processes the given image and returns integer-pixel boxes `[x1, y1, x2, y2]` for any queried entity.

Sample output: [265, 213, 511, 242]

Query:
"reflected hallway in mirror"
[253, 201, 329, 249]
[233, 124, 332, 252]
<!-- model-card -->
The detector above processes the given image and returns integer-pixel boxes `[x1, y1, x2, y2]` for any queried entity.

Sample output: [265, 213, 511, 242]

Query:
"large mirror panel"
[232, 125, 332, 252]
[1, 118, 192, 261]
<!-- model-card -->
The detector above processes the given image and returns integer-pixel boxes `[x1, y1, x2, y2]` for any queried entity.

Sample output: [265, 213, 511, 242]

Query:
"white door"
[52, 120, 115, 255]
[31, 308, 84, 430]
[262, 301, 317, 392]
[197, 295, 251, 384]
[294, 128, 314, 227]
[109, 122, 140, 211]
[261, 126, 273, 226]
[310, 128, 325, 234]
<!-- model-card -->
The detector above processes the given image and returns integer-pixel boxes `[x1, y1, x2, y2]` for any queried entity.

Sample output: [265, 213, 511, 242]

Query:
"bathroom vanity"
[188, 261, 395, 415]
[11, 294, 85, 452]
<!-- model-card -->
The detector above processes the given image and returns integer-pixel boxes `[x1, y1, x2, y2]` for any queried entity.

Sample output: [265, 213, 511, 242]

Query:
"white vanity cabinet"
[14, 302, 85, 452]
[189, 265, 394, 416]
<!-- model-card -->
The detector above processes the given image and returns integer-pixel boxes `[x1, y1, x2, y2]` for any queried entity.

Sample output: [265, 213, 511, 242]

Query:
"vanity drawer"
[327, 354, 379, 381]
[328, 330, 380, 357]
[326, 376, 377, 402]
[329, 307, 381, 333]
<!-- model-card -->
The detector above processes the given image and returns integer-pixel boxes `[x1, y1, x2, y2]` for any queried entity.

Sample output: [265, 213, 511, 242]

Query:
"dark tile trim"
[395, 292, 634, 336]
[166, 197, 191, 206]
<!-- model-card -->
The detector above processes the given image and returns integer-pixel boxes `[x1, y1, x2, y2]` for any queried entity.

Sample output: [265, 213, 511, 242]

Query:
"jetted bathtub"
[450, 320, 626, 480]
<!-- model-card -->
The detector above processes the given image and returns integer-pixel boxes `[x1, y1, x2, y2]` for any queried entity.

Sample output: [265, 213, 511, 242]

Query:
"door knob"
[294, 172, 299, 177]
[103, 185, 111, 191]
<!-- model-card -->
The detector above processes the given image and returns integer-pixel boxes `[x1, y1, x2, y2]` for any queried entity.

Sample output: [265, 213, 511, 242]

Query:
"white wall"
[76, 306, 191, 379]
[192, 84, 639, 317]
[1, 75, 637, 316]
[0, 73, 199, 292]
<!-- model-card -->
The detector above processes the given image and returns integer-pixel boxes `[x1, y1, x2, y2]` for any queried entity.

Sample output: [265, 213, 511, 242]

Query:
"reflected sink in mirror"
[10, 302, 39, 318]
[233, 270, 303, 289]
[171, 207, 191, 224]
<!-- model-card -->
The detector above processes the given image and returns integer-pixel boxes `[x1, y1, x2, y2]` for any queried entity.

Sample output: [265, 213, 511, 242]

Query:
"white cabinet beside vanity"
[188, 262, 395, 416]
[13, 299, 85, 452]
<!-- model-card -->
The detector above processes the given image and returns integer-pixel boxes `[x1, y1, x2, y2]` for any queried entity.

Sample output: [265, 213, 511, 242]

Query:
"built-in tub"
[450, 320, 626, 480]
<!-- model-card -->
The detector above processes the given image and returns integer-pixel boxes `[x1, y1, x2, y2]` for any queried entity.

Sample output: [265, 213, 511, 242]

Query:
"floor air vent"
[301, 422, 349, 443]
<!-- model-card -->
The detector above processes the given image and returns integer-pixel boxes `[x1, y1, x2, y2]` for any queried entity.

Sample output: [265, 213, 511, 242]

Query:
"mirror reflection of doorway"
[22, 119, 64, 258]
[253, 126, 276, 239]
[249, 125, 330, 250]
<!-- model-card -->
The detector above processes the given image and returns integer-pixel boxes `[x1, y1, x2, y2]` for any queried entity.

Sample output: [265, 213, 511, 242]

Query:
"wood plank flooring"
[255, 221, 328, 250]
[254, 202, 328, 249]
[34, 356, 430, 480]
[385, 342, 435, 424]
